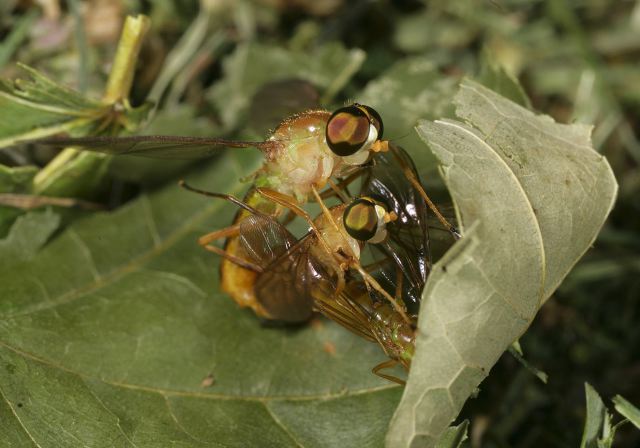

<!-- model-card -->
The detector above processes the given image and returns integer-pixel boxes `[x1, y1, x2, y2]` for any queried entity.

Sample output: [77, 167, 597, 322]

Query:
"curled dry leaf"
[387, 80, 617, 447]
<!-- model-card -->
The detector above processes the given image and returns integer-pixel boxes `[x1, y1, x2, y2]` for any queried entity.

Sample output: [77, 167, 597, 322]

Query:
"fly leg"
[372, 359, 405, 385]
[353, 263, 411, 325]
[325, 179, 351, 203]
[310, 185, 411, 325]
[196, 225, 263, 273]
[394, 264, 404, 303]
[254, 187, 334, 255]
[279, 209, 297, 226]
[318, 168, 367, 201]
[179, 180, 262, 215]
[178, 180, 263, 272]
[388, 145, 461, 239]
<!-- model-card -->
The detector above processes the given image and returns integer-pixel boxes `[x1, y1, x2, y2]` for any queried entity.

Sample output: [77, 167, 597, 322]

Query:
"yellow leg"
[394, 264, 404, 303]
[310, 185, 345, 238]
[318, 169, 365, 201]
[389, 146, 461, 239]
[353, 263, 410, 325]
[179, 180, 260, 215]
[372, 359, 405, 385]
[310, 186, 411, 325]
[326, 178, 352, 204]
[198, 225, 239, 246]
[254, 187, 334, 255]
[196, 225, 263, 273]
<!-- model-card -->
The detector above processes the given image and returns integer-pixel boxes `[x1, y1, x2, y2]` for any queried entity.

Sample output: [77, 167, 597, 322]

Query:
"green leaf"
[32, 15, 152, 197]
[0, 164, 38, 235]
[434, 421, 469, 448]
[0, 9, 38, 70]
[477, 53, 532, 109]
[386, 80, 618, 447]
[0, 209, 59, 270]
[0, 65, 109, 148]
[0, 164, 36, 192]
[358, 56, 458, 174]
[612, 395, 640, 430]
[581, 383, 607, 448]
[0, 150, 403, 447]
[393, 11, 475, 54]
[207, 42, 364, 134]
[507, 344, 548, 384]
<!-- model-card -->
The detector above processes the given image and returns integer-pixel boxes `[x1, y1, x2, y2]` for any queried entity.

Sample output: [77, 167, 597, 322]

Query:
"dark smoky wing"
[24, 135, 275, 159]
[360, 144, 430, 312]
[425, 203, 457, 233]
[238, 214, 299, 269]
[254, 236, 332, 322]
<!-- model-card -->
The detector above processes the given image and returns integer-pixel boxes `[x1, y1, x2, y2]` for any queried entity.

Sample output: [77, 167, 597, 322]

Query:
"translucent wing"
[238, 214, 298, 266]
[254, 237, 334, 323]
[25, 135, 277, 159]
[238, 214, 334, 323]
[312, 280, 378, 342]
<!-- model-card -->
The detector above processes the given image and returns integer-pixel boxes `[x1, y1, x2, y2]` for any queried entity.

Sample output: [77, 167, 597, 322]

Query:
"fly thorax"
[278, 134, 335, 198]
[266, 110, 333, 199]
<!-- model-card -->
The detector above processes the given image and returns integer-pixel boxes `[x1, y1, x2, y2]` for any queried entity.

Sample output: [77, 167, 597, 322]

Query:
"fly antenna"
[178, 180, 259, 215]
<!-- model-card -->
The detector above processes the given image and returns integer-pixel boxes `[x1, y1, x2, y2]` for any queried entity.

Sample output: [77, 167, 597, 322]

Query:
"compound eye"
[326, 105, 371, 156]
[359, 104, 384, 140]
[343, 197, 380, 241]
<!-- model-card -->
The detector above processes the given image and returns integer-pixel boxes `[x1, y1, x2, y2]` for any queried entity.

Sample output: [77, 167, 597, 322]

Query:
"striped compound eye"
[343, 197, 388, 243]
[326, 104, 383, 157]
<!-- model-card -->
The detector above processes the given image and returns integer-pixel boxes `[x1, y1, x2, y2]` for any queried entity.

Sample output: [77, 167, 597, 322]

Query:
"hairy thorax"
[258, 110, 360, 201]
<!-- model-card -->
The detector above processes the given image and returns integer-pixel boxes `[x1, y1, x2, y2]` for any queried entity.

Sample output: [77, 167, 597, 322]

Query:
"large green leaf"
[386, 80, 617, 447]
[0, 149, 403, 447]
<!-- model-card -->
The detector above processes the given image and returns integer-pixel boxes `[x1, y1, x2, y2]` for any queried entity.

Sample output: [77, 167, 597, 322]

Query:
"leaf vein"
[6, 197, 228, 318]
[0, 383, 42, 448]
[83, 382, 140, 447]
[262, 402, 304, 448]
[67, 228, 101, 281]
[0, 341, 397, 402]
[140, 194, 161, 247]
[162, 394, 209, 445]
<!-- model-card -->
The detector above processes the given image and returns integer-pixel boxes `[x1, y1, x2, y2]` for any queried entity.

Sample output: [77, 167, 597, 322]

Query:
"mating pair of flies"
[36, 104, 459, 383]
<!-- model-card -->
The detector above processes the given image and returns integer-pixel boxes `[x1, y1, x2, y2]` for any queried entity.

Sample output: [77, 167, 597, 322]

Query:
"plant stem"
[103, 15, 151, 104]
[34, 15, 151, 196]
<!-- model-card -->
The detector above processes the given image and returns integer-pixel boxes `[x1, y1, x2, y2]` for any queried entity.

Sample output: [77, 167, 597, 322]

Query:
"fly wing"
[237, 214, 298, 268]
[253, 235, 336, 322]
[360, 144, 430, 314]
[25, 135, 277, 159]
[235, 214, 320, 322]
[312, 279, 377, 342]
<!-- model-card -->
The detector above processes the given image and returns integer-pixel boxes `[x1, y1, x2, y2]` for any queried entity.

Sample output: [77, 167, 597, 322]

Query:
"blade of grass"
[0, 9, 39, 70]
[67, 0, 89, 93]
